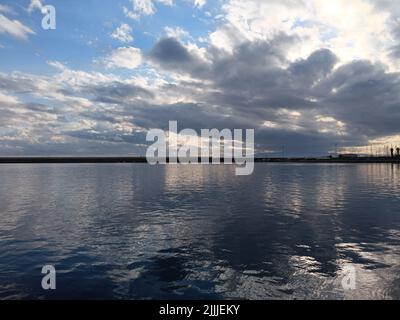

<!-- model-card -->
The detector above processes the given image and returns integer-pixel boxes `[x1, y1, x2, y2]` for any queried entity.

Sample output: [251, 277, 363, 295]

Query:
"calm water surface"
[1, 163, 400, 299]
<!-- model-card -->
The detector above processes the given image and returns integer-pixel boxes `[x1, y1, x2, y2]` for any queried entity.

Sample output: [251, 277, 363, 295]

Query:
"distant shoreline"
[1, 157, 400, 164]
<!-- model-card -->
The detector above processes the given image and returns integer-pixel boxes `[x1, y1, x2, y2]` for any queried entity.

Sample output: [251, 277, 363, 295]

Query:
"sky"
[1, 0, 400, 156]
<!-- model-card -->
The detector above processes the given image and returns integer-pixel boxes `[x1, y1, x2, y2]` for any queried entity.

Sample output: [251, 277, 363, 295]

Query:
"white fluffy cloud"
[0, 14, 35, 40]
[0, 91, 19, 105]
[28, 0, 44, 13]
[110, 24, 134, 43]
[104, 47, 143, 69]
[123, 0, 174, 20]
[164, 26, 189, 39]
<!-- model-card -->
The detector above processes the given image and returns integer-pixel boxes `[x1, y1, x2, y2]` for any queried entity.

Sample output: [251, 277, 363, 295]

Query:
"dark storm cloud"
[289, 49, 338, 83]
[139, 34, 400, 154]
[83, 81, 155, 104]
[148, 37, 211, 76]
[318, 60, 400, 138]
[78, 110, 120, 124]
[125, 102, 258, 132]
[149, 37, 193, 63]
[147, 35, 335, 114]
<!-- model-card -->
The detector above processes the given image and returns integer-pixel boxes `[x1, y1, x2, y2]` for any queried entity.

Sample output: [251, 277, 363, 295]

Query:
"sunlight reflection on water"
[0, 163, 400, 299]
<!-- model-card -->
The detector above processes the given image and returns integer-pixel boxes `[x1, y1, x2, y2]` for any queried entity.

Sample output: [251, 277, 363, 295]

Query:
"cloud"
[0, 4, 13, 13]
[149, 37, 193, 63]
[124, 0, 155, 20]
[84, 81, 155, 104]
[0, 91, 20, 105]
[194, 0, 206, 8]
[289, 49, 339, 84]
[28, 0, 44, 13]
[148, 37, 210, 77]
[157, 0, 174, 6]
[110, 23, 134, 43]
[0, 14, 35, 40]
[3, 25, 400, 156]
[164, 26, 189, 40]
[142, 32, 400, 154]
[2, 1, 400, 156]
[211, 0, 392, 66]
[104, 47, 143, 69]
[369, 1, 400, 65]
[123, 0, 174, 20]
[0, 31, 384, 155]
